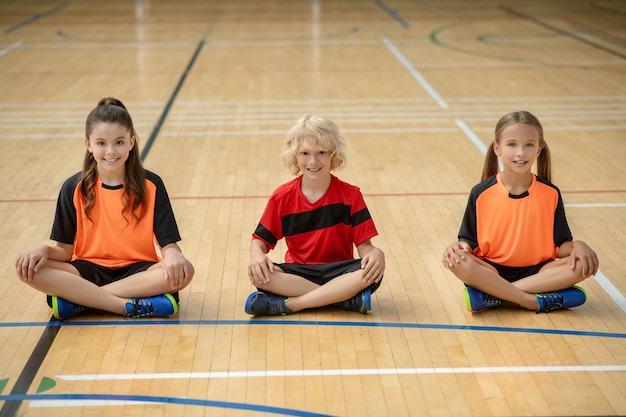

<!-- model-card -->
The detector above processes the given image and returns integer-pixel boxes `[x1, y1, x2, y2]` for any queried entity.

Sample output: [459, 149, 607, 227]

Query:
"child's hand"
[15, 245, 48, 282]
[361, 247, 385, 284]
[570, 241, 599, 278]
[442, 241, 472, 269]
[248, 253, 274, 285]
[162, 249, 194, 290]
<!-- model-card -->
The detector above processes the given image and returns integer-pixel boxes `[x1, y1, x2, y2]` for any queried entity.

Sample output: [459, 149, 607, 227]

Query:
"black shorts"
[274, 259, 383, 293]
[483, 259, 551, 283]
[46, 259, 179, 306]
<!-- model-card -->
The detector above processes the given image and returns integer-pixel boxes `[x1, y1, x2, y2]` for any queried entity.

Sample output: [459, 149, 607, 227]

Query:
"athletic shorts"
[273, 259, 383, 293]
[46, 259, 179, 307]
[483, 259, 552, 283]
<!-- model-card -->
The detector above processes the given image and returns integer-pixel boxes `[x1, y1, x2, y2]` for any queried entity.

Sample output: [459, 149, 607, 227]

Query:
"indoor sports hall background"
[0, 1, 625, 416]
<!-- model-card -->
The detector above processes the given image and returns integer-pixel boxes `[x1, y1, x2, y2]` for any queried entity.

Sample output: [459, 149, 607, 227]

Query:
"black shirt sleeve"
[146, 170, 182, 248]
[50, 172, 82, 245]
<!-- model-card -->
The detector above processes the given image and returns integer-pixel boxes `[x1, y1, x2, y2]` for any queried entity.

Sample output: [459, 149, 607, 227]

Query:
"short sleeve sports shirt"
[50, 170, 181, 268]
[458, 172, 572, 267]
[252, 174, 378, 264]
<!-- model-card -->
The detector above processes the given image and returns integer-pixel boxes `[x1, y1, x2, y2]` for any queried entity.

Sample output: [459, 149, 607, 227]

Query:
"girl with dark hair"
[15, 97, 194, 319]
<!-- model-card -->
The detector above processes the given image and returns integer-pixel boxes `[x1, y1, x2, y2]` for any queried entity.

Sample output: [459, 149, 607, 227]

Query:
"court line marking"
[382, 37, 449, 109]
[0, 96, 623, 108]
[5, 4, 68, 34]
[2, 393, 334, 416]
[1, 197, 625, 205]
[594, 270, 626, 312]
[55, 365, 626, 381]
[1, 319, 624, 339]
[501, 6, 626, 61]
[454, 119, 488, 154]
[0, 42, 22, 57]
[376, 0, 410, 28]
[456, 119, 626, 314]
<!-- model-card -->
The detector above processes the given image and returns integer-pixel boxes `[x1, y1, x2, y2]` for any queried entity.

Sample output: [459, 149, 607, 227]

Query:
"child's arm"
[556, 240, 599, 278]
[248, 238, 275, 285]
[356, 240, 385, 284]
[160, 243, 195, 290]
[15, 242, 73, 282]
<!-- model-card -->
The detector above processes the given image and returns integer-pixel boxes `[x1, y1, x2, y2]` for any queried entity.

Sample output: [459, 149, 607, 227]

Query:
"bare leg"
[100, 263, 181, 298]
[23, 263, 128, 314]
[24, 261, 189, 314]
[449, 255, 587, 310]
[256, 268, 369, 312]
[512, 258, 586, 293]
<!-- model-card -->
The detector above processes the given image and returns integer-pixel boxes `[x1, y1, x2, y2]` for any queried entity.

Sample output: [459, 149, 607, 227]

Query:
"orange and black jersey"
[50, 170, 181, 268]
[458, 172, 572, 267]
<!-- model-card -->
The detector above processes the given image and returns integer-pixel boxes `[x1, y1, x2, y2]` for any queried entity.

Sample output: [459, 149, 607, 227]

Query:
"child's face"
[85, 122, 135, 179]
[295, 137, 332, 179]
[493, 123, 541, 175]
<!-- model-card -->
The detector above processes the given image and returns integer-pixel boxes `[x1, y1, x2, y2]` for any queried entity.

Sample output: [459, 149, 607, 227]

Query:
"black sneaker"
[244, 291, 292, 316]
[51, 296, 90, 320]
[123, 293, 178, 318]
[337, 289, 371, 314]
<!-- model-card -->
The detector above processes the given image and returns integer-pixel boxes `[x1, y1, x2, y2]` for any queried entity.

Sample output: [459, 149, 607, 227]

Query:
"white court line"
[382, 37, 449, 109]
[454, 119, 488, 154]
[56, 365, 626, 381]
[0, 41, 22, 56]
[594, 271, 626, 312]
[456, 119, 626, 314]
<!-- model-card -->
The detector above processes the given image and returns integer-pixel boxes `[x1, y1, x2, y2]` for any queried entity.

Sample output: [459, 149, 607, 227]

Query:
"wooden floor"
[1, 0, 625, 415]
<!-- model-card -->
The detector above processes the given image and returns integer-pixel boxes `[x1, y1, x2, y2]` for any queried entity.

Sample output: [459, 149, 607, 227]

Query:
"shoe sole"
[164, 293, 179, 316]
[463, 288, 483, 313]
[51, 295, 63, 320]
[363, 289, 372, 314]
[244, 292, 261, 315]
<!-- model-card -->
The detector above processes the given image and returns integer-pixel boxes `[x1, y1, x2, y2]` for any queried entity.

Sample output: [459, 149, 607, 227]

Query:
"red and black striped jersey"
[253, 174, 378, 264]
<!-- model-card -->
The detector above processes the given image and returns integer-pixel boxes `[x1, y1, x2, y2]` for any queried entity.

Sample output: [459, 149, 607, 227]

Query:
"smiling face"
[295, 136, 332, 181]
[493, 122, 541, 176]
[85, 122, 135, 183]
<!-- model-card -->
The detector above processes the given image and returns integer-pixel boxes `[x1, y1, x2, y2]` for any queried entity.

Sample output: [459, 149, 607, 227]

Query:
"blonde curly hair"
[282, 115, 347, 175]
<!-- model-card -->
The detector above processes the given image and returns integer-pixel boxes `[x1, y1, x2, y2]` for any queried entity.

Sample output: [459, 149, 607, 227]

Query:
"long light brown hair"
[82, 97, 146, 223]
[481, 111, 551, 182]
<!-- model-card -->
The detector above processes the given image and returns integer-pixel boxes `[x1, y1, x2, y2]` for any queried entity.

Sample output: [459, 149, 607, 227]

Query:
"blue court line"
[375, 0, 410, 29]
[5, 3, 68, 34]
[1, 319, 624, 339]
[0, 393, 335, 417]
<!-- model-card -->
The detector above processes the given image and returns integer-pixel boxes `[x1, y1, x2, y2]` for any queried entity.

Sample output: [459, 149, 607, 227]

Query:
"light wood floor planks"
[0, 0, 625, 416]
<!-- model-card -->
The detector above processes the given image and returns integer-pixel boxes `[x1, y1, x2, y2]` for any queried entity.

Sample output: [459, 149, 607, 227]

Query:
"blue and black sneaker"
[51, 296, 90, 320]
[536, 286, 586, 313]
[124, 293, 178, 318]
[336, 289, 371, 314]
[464, 286, 502, 313]
[244, 291, 292, 316]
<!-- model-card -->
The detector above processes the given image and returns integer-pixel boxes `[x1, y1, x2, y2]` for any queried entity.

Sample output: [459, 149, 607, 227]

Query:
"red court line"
[564, 18, 626, 45]
[2, 189, 626, 204]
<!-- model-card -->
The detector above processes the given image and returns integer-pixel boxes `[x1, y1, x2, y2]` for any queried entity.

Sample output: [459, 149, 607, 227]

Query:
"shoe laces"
[124, 299, 156, 318]
[537, 293, 563, 313]
[266, 296, 288, 315]
[481, 292, 501, 307]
